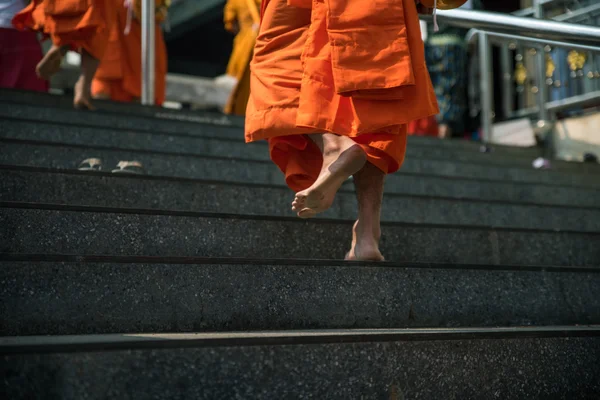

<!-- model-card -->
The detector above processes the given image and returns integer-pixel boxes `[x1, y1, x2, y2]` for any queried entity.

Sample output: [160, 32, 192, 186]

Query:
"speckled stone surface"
[0, 94, 540, 156]
[2, 336, 600, 399]
[1, 207, 599, 265]
[0, 89, 246, 127]
[0, 102, 245, 139]
[1, 119, 271, 160]
[1, 260, 599, 335]
[2, 169, 600, 231]
[0, 140, 283, 185]
[4, 164, 600, 208]
[2, 139, 600, 188]
[5, 104, 597, 173]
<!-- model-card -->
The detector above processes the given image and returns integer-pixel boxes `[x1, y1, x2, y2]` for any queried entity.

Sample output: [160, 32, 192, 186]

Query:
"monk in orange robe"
[12, 0, 113, 109]
[91, 0, 168, 105]
[222, 0, 261, 115]
[245, 0, 439, 260]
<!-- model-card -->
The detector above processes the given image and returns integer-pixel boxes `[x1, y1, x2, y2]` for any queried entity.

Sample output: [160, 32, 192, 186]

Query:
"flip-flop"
[112, 161, 146, 175]
[78, 158, 103, 171]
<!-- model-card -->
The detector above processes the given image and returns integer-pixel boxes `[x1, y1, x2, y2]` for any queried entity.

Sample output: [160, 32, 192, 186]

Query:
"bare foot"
[36, 45, 67, 80]
[73, 77, 95, 110]
[292, 137, 366, 218]
[345, 220, 384, 261]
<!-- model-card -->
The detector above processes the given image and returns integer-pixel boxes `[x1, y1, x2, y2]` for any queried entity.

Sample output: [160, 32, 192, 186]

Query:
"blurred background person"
[425, 0, 483, 139]
[219, 0, 260, 116]
[0, 0, 47, 92]
[91, 0, 169, 105]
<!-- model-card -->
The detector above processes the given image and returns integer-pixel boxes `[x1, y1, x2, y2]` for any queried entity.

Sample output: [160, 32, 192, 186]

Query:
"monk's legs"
[292, 133, 366, 218]
[36, 44, 68, 80]
[345, 161, 385, 261]
[74, 49, 100, 110]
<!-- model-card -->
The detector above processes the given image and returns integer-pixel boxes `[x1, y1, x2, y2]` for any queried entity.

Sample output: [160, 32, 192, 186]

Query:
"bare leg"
[74, 49, 99, 110]
[345, 161, 385, 261]
[36, 44, 68, 80]
[292, 133, 366, 218]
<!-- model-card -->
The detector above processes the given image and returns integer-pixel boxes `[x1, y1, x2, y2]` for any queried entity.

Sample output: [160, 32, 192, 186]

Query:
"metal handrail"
[429, 9, 600, 45]
[466, 30, 600, 53]
[553, 3, 600, 23]
[423, 6, 600, 145]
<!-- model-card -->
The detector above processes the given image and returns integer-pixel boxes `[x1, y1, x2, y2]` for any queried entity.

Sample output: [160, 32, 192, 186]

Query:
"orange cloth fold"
[91, 0, 167, 105]
[12, 0, 113, 60]
[246, 0, 438, 192]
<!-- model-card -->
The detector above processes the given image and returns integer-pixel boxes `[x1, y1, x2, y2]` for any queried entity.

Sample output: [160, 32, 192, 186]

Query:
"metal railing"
[142, 0, 156, 106]
[423, 6, 600, 144]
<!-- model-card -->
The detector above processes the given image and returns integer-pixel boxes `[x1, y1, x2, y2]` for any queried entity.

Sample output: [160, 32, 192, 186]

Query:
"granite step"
[1, 254, 599, 336]
[0, 91, 542, 158]
[4, 165, 599, 208]
[2, 167, 599, 232]
[0, 102, 550, 161]
[0, 88, 245, 127]
[1, 203, 599, 266]
[2, 139, 599, 188]
[2, 327, 599, 399]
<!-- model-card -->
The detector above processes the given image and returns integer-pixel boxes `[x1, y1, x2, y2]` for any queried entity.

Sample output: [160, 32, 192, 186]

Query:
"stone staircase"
[1, 88, 599, 399]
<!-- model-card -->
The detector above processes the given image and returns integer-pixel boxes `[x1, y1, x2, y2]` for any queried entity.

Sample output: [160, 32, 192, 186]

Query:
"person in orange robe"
[12, 0, 113, 109]
[245, 0, 439, 261]
[222, 0, 261, 115]
[91, 0, 168, 105]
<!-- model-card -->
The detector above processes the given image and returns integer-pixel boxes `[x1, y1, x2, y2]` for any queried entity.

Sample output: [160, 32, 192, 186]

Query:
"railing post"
[478, 31, 494, 143]
[533, 0, 549, 124]
[141, 0, 156, 106]
[500, 44, 514, 119]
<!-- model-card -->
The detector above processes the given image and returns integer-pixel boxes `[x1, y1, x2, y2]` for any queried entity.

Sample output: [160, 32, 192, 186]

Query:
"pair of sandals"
[78, 158, 146, 174]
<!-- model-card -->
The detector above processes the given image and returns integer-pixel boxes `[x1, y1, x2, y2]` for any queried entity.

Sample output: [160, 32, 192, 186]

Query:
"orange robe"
[245, 0, 439, 192]
[91, 0, 168, 105]
[12, 0, 112, 61]
[223, 0, 261, 115]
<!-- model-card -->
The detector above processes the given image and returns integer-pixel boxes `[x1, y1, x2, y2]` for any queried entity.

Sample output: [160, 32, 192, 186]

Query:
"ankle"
[354, 219, 380, 243]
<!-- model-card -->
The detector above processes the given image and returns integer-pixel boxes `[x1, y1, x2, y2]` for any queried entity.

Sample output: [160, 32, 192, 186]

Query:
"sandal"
[112, 161, 146, 175]
[78, 158, 103, 171]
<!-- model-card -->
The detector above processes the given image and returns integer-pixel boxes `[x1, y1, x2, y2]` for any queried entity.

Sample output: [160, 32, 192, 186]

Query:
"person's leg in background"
[0, 27, 47, 92]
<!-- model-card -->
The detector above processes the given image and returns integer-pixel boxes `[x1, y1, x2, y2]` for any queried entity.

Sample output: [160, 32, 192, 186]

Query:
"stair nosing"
[2, 326, 599, 355]
[2, 200, 600, 235]
[2, 164, 599, 210]
[4, 116, 598, 173]
[1, 253, 598, 273]
[1, 139, 597, 190]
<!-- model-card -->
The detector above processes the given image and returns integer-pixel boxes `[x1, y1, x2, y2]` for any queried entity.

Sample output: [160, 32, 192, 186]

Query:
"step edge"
[2, 253, 598, 273]
[2, 165, 600, 210]
[2, 200, 600, 235]
[2, 141, 598, 190]
[2, 326, 600, 355]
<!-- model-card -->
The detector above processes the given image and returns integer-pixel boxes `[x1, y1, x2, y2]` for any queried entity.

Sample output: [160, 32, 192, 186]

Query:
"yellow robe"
[223, 0, 261, 115]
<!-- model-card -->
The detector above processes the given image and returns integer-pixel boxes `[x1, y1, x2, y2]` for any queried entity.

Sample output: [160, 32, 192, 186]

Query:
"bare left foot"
[345, 220, 384, 261]
[292, 136, 366, 218]
[36, 45, 67, 80]
[73, 77, 95, 110]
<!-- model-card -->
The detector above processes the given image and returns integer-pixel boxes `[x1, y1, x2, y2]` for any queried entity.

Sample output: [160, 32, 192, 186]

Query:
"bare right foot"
[345, 220, 384, 261]
[36, 45, 67, 80]
[292, 136, 366, 218]
[73, 77, 95, 110]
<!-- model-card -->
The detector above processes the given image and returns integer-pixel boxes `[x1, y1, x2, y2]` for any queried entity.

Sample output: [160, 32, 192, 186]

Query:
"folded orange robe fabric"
[91, 0, 167, 105]
[246, 0, 438, 192]
[12, 0, 113, 60]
